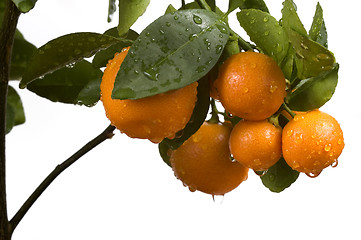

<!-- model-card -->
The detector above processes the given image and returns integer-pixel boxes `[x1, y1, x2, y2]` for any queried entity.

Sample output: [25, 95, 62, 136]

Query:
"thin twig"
[9, 124, 116, 233]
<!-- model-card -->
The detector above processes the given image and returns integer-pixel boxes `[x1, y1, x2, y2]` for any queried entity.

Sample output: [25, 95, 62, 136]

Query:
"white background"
[6, 0, 361, 239]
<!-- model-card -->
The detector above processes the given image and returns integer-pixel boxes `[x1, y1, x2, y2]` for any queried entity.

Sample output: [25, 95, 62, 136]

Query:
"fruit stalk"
[9, 124, 116, 232]
[0, 0, 21, 239]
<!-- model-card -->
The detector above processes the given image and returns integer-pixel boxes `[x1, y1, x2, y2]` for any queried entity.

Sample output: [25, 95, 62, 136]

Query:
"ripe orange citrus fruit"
[229, 120, 282, 171]
[282, 110, 344, 177]
[170, 122, 249, 195]
[214, 51, 286, 120]
[100, 47, 198, 143]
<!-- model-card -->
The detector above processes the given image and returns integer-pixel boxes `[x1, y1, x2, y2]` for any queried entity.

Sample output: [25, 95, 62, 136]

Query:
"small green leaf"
[281, 0, 307, 37]
[112, 9, 230, 100]
[26, 60, 103, 104]
[76, 78, 102, 107]
[287, 29, 335, 79]
[92, 28, 138, 68]
[158, 141, 172, 167]
[261, 158, 300, 193]
[12, 0, 37, 13]
[237, 9, 289, 65]
[286, 63, 339, 111]
[108, 0, 116, 22]
[6, 86, 25, 134]
[309, 2, 327, 48]
[165, 4, 177, 14]
[10, 38, 37, 80]
[118, 0, 150, 36]
[20, 32, 123, 88]
[234, 0, 269, 13]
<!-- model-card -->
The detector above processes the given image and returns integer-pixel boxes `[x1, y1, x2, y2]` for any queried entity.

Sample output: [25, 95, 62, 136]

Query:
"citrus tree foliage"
[7, 0, 339, 194]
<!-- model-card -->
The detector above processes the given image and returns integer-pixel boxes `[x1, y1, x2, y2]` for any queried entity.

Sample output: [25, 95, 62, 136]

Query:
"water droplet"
[216, 45, 223, 54]
[159, 29, 165, 35]
[300, 42, 308, 50]
[253, 159, 262, 166]
[293, 161, 300, 169]
[296, 51, 304, 59]
[216, 24, 228, 34]
[306, 171, 321, 178]
[193, 15, 202, 24]
[134, 70, 139, 74]
[294, 115, 304, 121]
[250, 19, 256, 24]
[331, 159, 338, 168]
[264, 31, 270, 36]
[254, 170, 267, 176]
[286, 129, 293, 136]
[145, 32, 150, 37]
[243, 87, 249, 93]
[316, 53, 331, 60]
[144, 68, 159, 81]
[174, 15, 179, 20]
[166, 22, 171, 27]
[263, 16, 269, 22]
[337, 138, 343, 145]
[324, 143, 332, 152]
[269, 84, 278, 93]
[188, 185, 197, 192]
[212, 194, 224, 204]
[196, 66, 206, 73]
[295, 133, 303, 143]
[189, 33, 198, 41]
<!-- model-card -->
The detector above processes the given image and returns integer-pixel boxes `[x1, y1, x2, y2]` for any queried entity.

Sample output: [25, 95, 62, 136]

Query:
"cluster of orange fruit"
[100, 47, 344, 196]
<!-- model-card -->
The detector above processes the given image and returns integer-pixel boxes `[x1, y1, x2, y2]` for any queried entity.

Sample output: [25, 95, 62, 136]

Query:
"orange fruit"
[229, 120, 282, 171]
[282, 110, 344, 177]
[170, 122, 248, 195]
[214, 51, 286, 120]
[100, 47, 198, 143]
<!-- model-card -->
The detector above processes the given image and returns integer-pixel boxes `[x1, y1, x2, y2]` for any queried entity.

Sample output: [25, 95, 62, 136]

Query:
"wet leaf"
[237, 9, 289, 65]
[112, 9, 230, 100]
[12, 0, 37, 13]
[118, 0, 150, 36]
[287, 29, 335, 79]
[6, 86, 25, 134]
[20, 32, 123, 88]
[309, 2, 327, 48]
[92, 28, 138, 68]
[10, 38, 36, 80]
[234, 0, 269, 13]
[286, 63, 338, 111]
[165, 4, 177, 14]
[76, 78, 102, 107]
[281, 0, 307, 37]
[261, 157, 300, 193]
[27, 60, 103, 105]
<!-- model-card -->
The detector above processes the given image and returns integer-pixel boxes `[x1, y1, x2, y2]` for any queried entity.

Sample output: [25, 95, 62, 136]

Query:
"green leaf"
[309, 2, 327, 48]
[281, 0, 307, 37]
[92, 28, 138, 68]
[234, 0, 269, 13]
[112, 9, 230, 100]
[261, 157, 300, 193]
[237, 9, 289, 65]
[20, 32, 124, 88]
[6, 86, 25, 134]
[76, 78, 102, 107]
[118, 0, 150, 36]
[12, 0, 37, 13]
[165, 4, 177, 14]
[26, 60, 103, 105]
[10, 38, 37, 80]
[108, 0, 116, 22]
[158, 141, 172, 167]
[286, 63, 339, 111]
[287, 29, 335, 79]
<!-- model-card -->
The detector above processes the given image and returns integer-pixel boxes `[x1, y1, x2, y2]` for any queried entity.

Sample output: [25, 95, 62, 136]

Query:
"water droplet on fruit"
[337, 138, 343, 145]
[193, 15, 202, 24]
[331, 159, 338, 168]
[188, 185, 197, 192]
[324, 143, 332, 152]
[295, 133, 303, 143]
[286, 129, 293, 136]
[243, 87, 249, 93]
[306, 171, 321, 178]
[212, 194, 224, 204]
[254, 170, 267, 176]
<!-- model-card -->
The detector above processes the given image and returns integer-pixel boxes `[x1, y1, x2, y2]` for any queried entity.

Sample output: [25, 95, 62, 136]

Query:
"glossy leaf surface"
[118, 0, 150, 36]
[12, 0, 37, 12]
[286, 63, 338, 111]
[309, 2, 327, 48]
[261, 158, 299, 193]
[20, 32, 122, 88]
[234, 0, 269, 13]
[112, 9, 230, 100]
[27, 60, 102, 105]
[237, 9, 289, 65]
[281, 0, 307, 36]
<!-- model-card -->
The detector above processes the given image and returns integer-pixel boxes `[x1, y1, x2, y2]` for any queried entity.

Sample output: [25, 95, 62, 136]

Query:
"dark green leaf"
[10, 38, 37, 80]
[158, 141, 172, 167]
[108, 0, 116, 22]
[160, 76, 210, 150]
[281, 0, 307, 37]
[76, 78, 102, 107]
[205, 0, 216, 12]
[27, 60, 103, 104]
[237, 9, 289, 64]
[309, 2, 327, 48]
[261, 157, 300, 193]
[20, 32, 123, 88]
[287, 29, 335, 79]
[6, 86, 25, 134]
[235, 0, 269, 13]
[165, 4, 177, 14]
[12, 0, 37, 13]
[92, 28, 138, 68]
[286, 63, 338, 111]
[112, 9, 230, 100]
[118, 0, 150, 36]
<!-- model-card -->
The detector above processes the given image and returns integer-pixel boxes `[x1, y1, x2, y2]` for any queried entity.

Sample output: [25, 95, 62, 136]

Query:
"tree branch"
[0, 0, 21, 239]
[9, 124, 116, 233]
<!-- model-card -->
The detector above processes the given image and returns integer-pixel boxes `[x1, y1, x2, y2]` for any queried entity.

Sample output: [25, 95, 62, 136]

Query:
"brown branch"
[9, 124, 116, 233]
[0, 0, 21, 239]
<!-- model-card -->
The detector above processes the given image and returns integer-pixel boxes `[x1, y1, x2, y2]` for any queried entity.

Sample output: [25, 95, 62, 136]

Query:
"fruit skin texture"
[229, 120, 282, 171]
[214, 51, 286, 121]
[170, 122, 248, 195]
[282, 110, 344, 177]
[100, 47, 198, 143]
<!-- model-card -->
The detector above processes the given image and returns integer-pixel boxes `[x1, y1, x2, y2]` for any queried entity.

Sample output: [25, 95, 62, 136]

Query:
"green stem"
[0, 0, 21, 239]
[9, 125, 116, 233]
[230, 30, 253, 51]
[195, 0, 212, 11]
[208, 98, 219, 123]
[282, 103, 296, 118]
